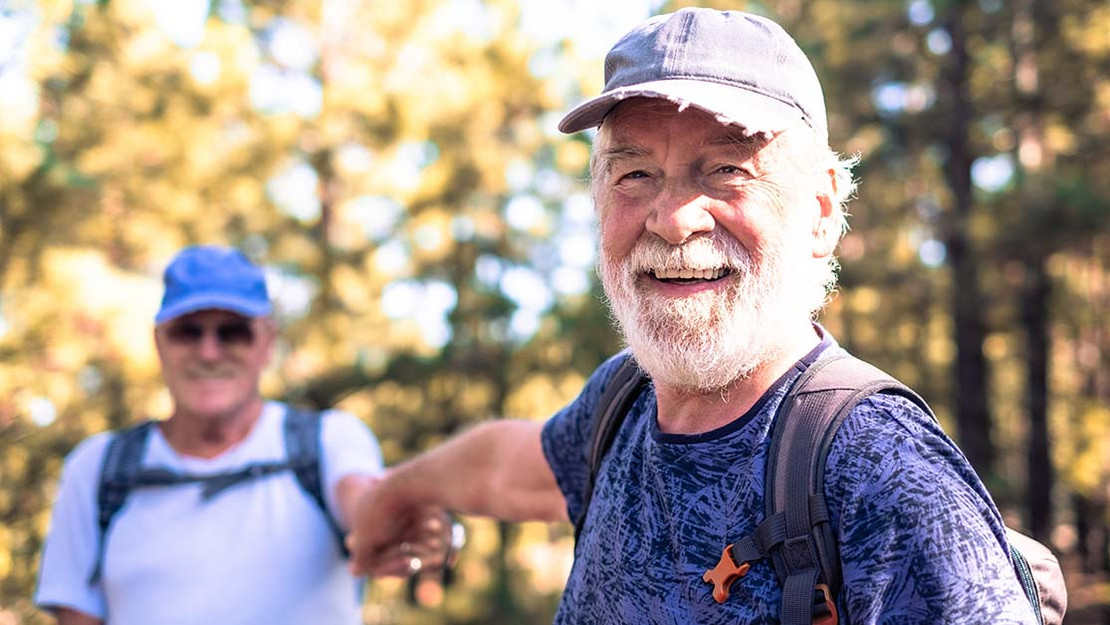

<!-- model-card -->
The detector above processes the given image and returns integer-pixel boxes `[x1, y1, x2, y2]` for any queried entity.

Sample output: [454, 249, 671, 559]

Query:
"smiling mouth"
[187, 371, 236, 380]
[649, 267, 732, 285]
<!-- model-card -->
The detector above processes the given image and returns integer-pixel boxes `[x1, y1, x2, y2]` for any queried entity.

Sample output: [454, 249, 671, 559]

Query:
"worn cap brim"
[557, 78, 805, 136]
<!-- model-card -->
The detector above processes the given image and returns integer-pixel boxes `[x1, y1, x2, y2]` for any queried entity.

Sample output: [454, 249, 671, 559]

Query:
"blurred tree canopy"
[1, 0, 1109, 623]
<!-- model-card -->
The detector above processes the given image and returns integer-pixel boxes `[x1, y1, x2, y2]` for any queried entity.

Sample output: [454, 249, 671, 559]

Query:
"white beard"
[599, 231, 810, 392]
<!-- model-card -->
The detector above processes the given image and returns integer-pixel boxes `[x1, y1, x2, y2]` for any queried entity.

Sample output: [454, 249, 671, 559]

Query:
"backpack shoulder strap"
[761, 351, 928, 625]
[89, 420, 157, 584]
[767, 351, 931, 523]
[575, 352, 649, 542]
[283, 406, 349, 557]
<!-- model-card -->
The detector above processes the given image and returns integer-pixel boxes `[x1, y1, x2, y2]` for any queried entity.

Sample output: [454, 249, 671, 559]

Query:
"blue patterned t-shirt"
[541, 335, 1036, 624]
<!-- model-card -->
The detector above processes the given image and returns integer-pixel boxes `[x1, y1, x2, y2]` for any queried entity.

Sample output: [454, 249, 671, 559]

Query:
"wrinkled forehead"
[598, 98, 774, 153]
[595, 107, 804, 181]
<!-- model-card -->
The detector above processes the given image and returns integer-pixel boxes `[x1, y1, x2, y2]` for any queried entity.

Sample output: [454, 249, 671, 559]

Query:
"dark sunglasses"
[163, 320, 256, 346]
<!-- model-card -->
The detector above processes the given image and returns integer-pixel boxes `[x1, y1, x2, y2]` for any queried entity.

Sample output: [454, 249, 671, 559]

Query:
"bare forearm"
[335, 473, 379, 529]
[53, 608, 101, 625]
[348, 419, 566, 576]
[388, 419, 567, 522]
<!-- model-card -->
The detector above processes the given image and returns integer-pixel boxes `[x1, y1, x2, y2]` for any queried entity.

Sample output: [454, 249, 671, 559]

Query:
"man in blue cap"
[345, 8, 1050, 625]
[36, 245, 441, 625]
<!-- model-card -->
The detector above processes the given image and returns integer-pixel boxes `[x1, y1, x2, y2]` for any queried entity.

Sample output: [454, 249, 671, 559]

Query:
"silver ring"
[408, 556, 423, 576]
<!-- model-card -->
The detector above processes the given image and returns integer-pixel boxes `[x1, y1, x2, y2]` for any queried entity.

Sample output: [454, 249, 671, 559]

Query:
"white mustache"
[627, 233, 753, 277]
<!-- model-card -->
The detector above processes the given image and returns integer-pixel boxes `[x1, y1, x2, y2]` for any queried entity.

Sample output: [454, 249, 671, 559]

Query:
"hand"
[346, 476, 452, 577]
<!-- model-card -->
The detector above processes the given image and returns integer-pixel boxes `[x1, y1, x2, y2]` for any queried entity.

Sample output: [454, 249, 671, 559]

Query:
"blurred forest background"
[1, 0, 1109, 623]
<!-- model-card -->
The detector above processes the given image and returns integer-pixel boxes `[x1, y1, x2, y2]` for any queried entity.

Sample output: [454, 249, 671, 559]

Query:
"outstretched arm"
[53, 607, 101, 625]
[347, 419, 567, 575]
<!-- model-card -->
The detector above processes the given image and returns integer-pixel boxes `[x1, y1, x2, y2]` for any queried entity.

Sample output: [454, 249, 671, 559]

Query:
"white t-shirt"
[36, 402, 383, 625]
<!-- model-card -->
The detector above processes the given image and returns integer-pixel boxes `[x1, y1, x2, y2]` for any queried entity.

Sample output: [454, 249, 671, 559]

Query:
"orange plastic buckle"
[702, 544, 751, 603]
[813, 583, 839, 625]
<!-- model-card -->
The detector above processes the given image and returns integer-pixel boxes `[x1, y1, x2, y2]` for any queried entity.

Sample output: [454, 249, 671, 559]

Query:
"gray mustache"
[186, 367, 238, 379]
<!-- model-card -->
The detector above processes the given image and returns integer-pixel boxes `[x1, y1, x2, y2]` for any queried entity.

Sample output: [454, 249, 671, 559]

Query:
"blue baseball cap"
[155, 245, 272, 324]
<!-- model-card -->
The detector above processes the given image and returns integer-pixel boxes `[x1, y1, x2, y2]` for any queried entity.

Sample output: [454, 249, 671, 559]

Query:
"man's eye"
[618, 170, 650, 181]
[714, 165, 748, 176]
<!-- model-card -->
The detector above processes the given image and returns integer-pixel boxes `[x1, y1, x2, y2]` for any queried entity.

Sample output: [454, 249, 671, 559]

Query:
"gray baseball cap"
[557, 8, 827, 142]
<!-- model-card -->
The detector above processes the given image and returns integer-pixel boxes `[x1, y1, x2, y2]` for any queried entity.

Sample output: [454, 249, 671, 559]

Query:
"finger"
[412, 536, 446, 554]
[347, 533, 392, 576]
[414, 522, 450, 548]
[402, 532, 446, 557]
[361, 544, 427, 578]
[364, 558, 416, 578]
[421, 514, 447, 533]
[407, 543, 447, 569]
[412, 505, 449, 530]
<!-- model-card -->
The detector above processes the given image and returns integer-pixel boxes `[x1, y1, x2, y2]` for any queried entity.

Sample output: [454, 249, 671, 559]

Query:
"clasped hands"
[346, 474, 461, 579]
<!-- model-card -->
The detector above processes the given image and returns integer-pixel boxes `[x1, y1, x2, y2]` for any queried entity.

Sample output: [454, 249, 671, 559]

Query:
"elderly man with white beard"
[348, 8, 1038, 625]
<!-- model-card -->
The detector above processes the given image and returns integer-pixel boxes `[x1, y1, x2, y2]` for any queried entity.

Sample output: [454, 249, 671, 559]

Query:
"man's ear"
[811, 168, 840, 258]
[258, 318, 279, 362]
[153, 327, 168, 363]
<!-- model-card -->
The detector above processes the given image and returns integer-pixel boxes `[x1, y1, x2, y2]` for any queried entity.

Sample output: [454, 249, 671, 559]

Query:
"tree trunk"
[1021, 249, 1052, 540]
[493, 520, 519, 621]
[310, 146, 337, 312]
[940, 3, 996, 477]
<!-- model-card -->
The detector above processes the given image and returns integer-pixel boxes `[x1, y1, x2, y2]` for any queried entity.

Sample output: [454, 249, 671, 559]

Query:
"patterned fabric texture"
[541, 337, 1036, 624]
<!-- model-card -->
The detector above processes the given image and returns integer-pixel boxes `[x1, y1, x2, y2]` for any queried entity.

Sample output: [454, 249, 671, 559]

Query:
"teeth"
[652, 268, 724, 280]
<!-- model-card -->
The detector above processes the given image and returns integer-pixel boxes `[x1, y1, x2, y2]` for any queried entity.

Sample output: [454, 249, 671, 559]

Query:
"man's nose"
[645, 185, 716, 245]
[196, 331, 226, 360]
